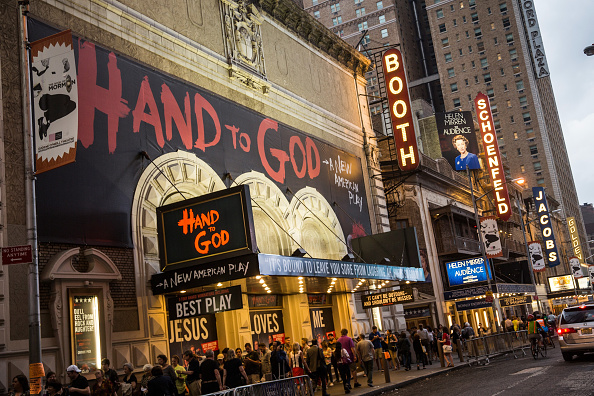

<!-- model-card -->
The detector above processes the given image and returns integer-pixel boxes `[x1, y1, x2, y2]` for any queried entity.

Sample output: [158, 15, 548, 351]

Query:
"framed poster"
[70, 293, 102, 372]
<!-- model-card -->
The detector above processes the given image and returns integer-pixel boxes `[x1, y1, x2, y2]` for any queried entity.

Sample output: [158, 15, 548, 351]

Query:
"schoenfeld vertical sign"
[382, 48, 419, 171]
[157, 185, 257, 271]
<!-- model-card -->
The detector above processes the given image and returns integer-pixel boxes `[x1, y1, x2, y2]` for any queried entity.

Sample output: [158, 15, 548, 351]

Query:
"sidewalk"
[321, 356, 470, 396]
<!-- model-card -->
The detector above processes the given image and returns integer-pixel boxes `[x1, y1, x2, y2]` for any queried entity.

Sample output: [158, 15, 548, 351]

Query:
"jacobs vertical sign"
[532, 187, 560, 267]
[382, 48, 419, 171]
[474, 93, 511, 221]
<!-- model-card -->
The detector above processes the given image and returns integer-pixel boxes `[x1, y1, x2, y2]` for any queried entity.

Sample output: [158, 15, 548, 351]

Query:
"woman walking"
[397, 332, 412, 371]
[438, 327, 455, 367]
[334, 342, 352, 393]
[412, 333, 426, 370]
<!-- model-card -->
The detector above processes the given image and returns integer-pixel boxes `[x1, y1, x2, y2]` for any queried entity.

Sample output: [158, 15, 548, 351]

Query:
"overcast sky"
[536, 0, 594, 205]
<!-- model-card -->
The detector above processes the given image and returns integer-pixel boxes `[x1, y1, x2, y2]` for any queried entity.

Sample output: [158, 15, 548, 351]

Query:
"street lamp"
[584, 44, 594, 56]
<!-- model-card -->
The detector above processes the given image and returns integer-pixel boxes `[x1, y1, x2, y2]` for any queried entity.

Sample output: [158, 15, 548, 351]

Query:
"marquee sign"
[548, 275, 576, 293]
[532, 187, 560, 267]
[567, 217, 583, 263]
[474, 93, 511, 221]
[382, 48, 419, 171]
[499, 295, 532, 307]
[518, 0, 550, 78]
[167, 285, 243, 319]
[455, 298, 492, 311]
[361, 289, 414, 308]
[445, 257, 492, 287]
[157, 185, 257, 272]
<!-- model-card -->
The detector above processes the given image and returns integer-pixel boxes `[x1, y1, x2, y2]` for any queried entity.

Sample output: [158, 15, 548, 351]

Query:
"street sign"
[2, 245, 32, 265]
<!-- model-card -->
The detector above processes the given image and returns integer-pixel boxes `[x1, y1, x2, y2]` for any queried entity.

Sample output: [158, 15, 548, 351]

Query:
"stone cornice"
[255, 0, 371, 76]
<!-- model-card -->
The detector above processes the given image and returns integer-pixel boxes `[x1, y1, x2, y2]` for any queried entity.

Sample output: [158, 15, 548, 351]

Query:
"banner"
[31, 30, 78, 173]
[455, 299, 491, 311]
[435, 111, 480, 171]
[528, 241, 546, 272]
[167, 285, 243, 319]
[71, 295, 101, 371]
[28, 20, 371, 248]
[589, 266, 594, 287]
[382, 48, 419, 171]
[567, 217, 584, 262]
[569, 257, 583, 279]
[474, 93, 511, 221]
[479, 216, 503, 258]
[250, 309, 285, 347]
[168, 314, 218, 357]
[532, 187, 560, 267]
[361, 289, 414, 308]
[499, 295, 532, 307]
[310, 307, 335, 344]
[445, 257, 492, 287]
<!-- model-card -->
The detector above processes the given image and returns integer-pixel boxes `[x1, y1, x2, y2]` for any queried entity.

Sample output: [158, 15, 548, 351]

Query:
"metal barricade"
[462, 330, 531, 366]
[231, 375, 314, 396]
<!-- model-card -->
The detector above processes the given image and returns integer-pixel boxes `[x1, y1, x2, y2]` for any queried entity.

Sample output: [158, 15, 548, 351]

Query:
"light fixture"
[267, 290, 272, 293]
[292, 248, 307, 257]
[256, 275, 261, 280]
[259, 279, 265, 284]
[298, 277, 303, 280]
[262, 283, 267, 288]
[405, 281, 410, 284]
[216, 283, 223, 287]
[180, 290, 187, 294]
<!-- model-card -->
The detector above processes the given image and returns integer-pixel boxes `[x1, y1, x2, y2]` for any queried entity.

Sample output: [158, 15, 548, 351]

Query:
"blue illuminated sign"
[532, 187, 560, 267]
[445, 257, 492, 287]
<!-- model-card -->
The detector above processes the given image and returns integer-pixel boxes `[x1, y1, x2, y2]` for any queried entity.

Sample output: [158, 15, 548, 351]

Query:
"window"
[506, 33, 514, 43]
[471, 60, 476, 68]
[313, 0, 318, 4]
[509, 49, 518, 61]
[451, 83, 459, 92]
[377, 1, 383, 9]
[510, 115, 515, 122]
[480, 57, 488, 68]
[529, 145, 538, 155]
[356, 8, 366, 17]
[453, 98, 461, 107]
[331, 3, 341, 12]
[484, 73, 492, 82]
[500, 2, 508, 13]
[362, 34, 370, 44]
[445, 53, 453, 62]
[358, 21, 368, 30]
[447, 67, 455, 77]
[462, 63, 466, 71]
[520, 165, 526, 173]
[371, 105, 381, 115]
[503, 17, 511, 28]
[436, 9, 444, 18]
[450, 4, 454, 11]
[533, 162, 542, 171]
[467, 94, 472, 101]
[463, 16, 467, 23]
[355, 0, 363, 4]
[504, 84, 508, 91]
[488, 7, 492, 14]
[501, 67, 506, 76]
[469, 0, 475, 6]
[459, 48, 463, 56]
[526, 128, 535, 139]
[337, 29, 344, 36]
[456, 33, 460, 41]
[523, 112, 531, 122]
[519, 96, 528, 107]
[367, 76, 377, 86]
[477, 42, 485, 52]
[474, 75, 479, 83]
[494, 120, 501, 130]
[460, 1, 464, 8]
[453, 19, 458, 26]
[512, 64, 521, 74]
[465, 78, 469, 86]
[513, 132, 518, 140]
[506, 99, 512, 108]
[468, 45, 473, 53]
[332, 16, 343, 25]
[517, 148, 522, 156]
[439, 23, 447, 33]
[497, 53, 502, 60]
[466, 30, 470, 38]
[442, 37, 450, 47]
[471, 12, 479, 22]
[491, 22, 496, 30]
[379, 15, 386, 23]
[516, 80, 525, 91]
[381, 28, 388, 38]
[537, 178, 545, 186]
[502, 151, 507, 159]
[314, 10, 320, 18]
[491, 103, 498, 113]
[487, 88, 495, 98]
[474, 27, 482, 37]
[494, 37, 499, 45]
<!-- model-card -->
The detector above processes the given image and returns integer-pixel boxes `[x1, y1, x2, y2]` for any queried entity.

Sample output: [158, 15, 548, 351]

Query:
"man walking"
[356, 334, 375, 387]
[337, 329, 361, 388]
[306, 339, 330, 396]
[369, 326, 383, 371]
[417, 324, 432, 365]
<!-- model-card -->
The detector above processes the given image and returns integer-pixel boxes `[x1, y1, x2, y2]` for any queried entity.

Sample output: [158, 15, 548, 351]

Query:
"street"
[390, 347, 594, 396]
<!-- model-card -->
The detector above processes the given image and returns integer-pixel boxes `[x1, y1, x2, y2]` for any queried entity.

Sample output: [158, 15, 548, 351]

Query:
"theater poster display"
[435, 111, 480, 171]
[250, 309, 285, 347]
[28, 20, 372, 249]
[310, 307, 335, 344]
[168, 313, 218, 357]
[70, 295, 101, 370]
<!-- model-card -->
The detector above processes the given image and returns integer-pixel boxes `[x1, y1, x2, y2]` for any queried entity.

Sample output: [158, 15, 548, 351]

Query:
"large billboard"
[29, 20, 372, 248]
[168, 313, 218, 357]
[435, 111, 480, 171]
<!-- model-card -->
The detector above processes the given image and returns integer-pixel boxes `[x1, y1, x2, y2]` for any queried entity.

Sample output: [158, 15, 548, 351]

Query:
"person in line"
[10, 375, 30, 396]
[223, 347, 249, 388]
[170, 356, 186, 396]
[334, 342, 351, 393]
[259, 343, 272, 382]
[327, 333, 340, 384]
[92, 370, 115, 396]
[289, 342, 309, 378]
[461, 322, 475, 356]
[199, 350, 223, 394]
[412, 333, 426, 370]
[337, 329, 360, 388]
[305, 339, 329, 396]
[397, 332, 412, 371]
[101, 359, 119, 394]
[157, 355, 178, 386]
[368, 326, 383, 372]
[417, 325, 432, 365]
[385, 330, 400, 370]
[235, 348, 243, 362]
[147, 366, 175, 396]
[46, 381, 64, 396]
[44, 372, 57, 396]
[67, 365, 90, 396]
[321, 340, 334, 386]
[243, 343, 262, 384]
[505, 317, 514, 332]
[180, 351, 200, 396]
[270, 341, 291, 380]
[139, 365, 153, 395]
[122, 363, 138, 396]
[438, 327, 454, 367]
[356, 333, 375, 387]
[451, 325, 461, 353]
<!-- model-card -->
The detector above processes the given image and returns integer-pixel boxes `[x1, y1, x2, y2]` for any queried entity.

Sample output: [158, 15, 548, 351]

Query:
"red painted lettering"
[305, 137, 320, 179]
[194, 93, 221, 151]
[161, 84, 192, 149]
[257, 118, 289, 184]
[225, 125, 239, 149]
[133, 76, 164, 147]
[239, 133, 251, 152]
[289, 136, 306, 178]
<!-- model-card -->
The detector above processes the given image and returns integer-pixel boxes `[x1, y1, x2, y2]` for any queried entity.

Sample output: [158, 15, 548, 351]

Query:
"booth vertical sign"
[382, 48, 419, 171]
[474, 93, 511, 221]
[532, 187, 560, 267]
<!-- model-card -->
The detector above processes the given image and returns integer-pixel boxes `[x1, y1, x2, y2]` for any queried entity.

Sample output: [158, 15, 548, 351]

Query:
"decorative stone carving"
[220, 0, 270, 93]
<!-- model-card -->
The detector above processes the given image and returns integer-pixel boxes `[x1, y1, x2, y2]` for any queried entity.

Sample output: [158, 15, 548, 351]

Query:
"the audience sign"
[167, 286, 243, 319]
[445, 257, 492, 287]
[168, 313, 218, 356]
[361, 289, 414, 308]
[71, 295, 101, 370]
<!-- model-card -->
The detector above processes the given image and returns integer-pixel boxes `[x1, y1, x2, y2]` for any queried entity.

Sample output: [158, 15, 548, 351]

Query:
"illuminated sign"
[455, 299, 492, 311]
[548, 275, 575, 293]
[499, 295, 532, 307]
[71, 295, 101, 371]
[445, 257, 492, 287]
[519, 0, 549, 78]
[532, 187, 560, 267]
[157, 185, 257, 272]
[382, 48, 419, 171]
[361, 289, 414, 308]
[474, 93, 511, 221]
[567, 217, 583, 262]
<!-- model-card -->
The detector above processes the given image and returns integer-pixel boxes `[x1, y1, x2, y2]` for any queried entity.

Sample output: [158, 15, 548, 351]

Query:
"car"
[557, 302, 594, 361]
